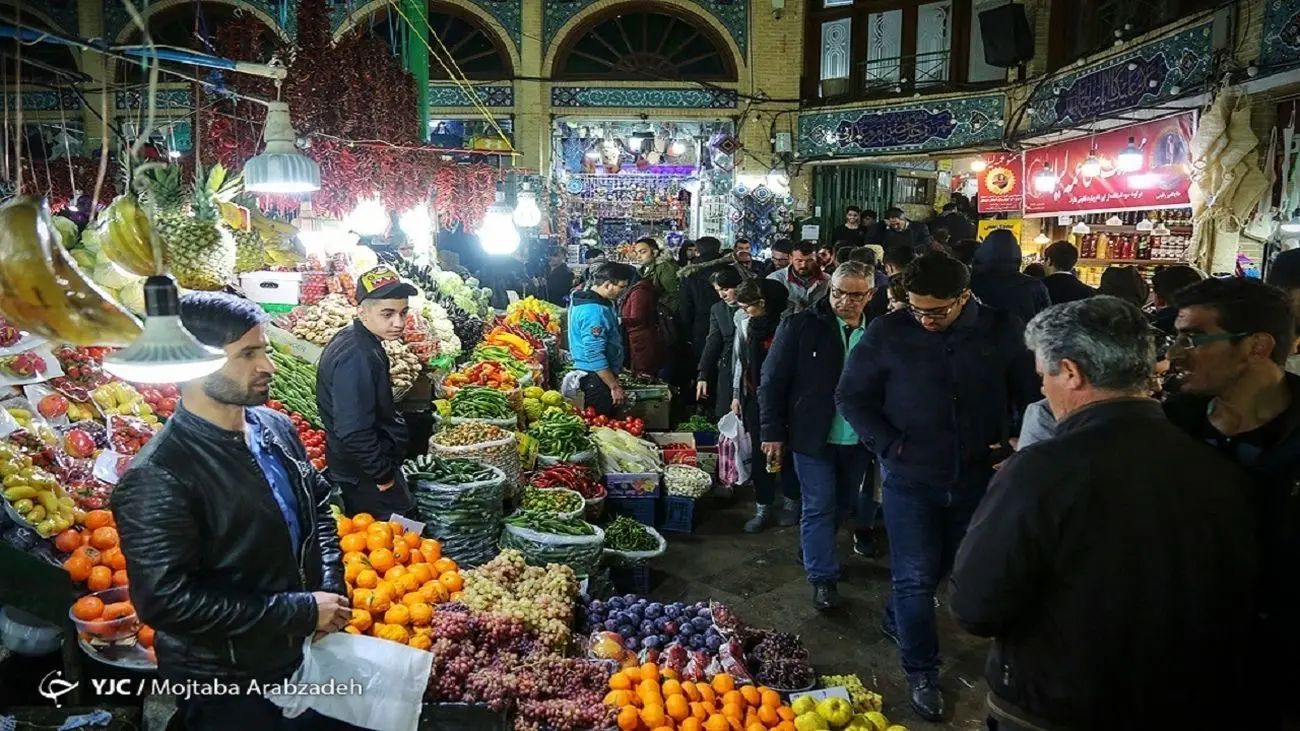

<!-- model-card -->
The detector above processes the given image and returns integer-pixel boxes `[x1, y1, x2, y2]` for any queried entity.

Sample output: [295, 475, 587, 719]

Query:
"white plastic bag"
[266, 633, 433, 731]
[717, 412, 751, 484]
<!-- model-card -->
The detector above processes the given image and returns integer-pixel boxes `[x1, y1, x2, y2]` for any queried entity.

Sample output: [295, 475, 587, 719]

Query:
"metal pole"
[401, 0, 430, 143]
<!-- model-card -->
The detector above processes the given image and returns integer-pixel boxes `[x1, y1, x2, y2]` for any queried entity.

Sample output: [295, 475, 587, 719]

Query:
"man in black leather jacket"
[316, 266, 417, 519]
[112, 293, 353, 730]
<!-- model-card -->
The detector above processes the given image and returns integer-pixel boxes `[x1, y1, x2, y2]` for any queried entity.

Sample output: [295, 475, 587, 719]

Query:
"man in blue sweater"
[568, 262, 635, 416]
[835, 252, 1040, 722]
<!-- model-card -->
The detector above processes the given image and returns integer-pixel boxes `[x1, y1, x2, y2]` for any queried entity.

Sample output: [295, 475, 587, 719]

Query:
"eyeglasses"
[907, 294, 965, 321]
[830, 287, 870, 302]
[1169, 331, 1247, 351]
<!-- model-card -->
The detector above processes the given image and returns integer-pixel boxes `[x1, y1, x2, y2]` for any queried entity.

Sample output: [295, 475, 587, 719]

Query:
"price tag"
[389, 513, 426, 536]
[267, 325, 324, 365]
[788, 687, 851, 705]
[1057, 215, 1073, 226]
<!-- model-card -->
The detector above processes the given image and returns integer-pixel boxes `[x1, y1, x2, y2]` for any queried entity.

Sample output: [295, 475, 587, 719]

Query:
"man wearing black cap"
[316, 266, 418, 519]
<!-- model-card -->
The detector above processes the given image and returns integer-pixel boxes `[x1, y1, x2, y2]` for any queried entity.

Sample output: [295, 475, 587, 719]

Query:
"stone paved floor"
[649, 489, 991, 730]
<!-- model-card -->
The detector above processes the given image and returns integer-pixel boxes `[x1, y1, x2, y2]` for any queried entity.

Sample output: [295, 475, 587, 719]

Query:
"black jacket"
[112, 406, 344, 683]
[867, 220, 931, 254]
[835, 302, 1040, 487]
[545, 264, 575, 307]
[951, 399, 1256, 729]
[830, 225, 866, 246]
[1165, 373, 1300, 705]
[317, 321, 409, 487]
[678, 253, 743, 357]
[697, 299, 739, 420]
[970, 230, 1051, 326]
[759, 296, 867, 457]
[931, 211, 976, 242]
[1042, 271, 1096, 304]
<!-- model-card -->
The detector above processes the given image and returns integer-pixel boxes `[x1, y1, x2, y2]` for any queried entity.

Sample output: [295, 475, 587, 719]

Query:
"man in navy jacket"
[835, 252, 1040, 721]
[759, 262, 877, 611]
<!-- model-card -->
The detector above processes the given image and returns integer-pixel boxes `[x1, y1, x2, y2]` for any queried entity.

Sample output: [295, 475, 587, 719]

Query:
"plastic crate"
[609, 565, 650, 595]
[604, 472, 661, 498]
[606, 495, 658, 525]
[658, 495, 696, 534]
[693, 431, 718, 447]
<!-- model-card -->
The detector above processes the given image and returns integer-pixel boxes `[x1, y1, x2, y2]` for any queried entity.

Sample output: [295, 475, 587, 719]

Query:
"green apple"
[816, 697, 854, 727]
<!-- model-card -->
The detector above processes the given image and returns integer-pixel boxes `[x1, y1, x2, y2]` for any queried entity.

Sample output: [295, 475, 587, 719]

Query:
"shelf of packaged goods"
[1070, 225, 1193, 234]
[1075, 259, 1186, 266]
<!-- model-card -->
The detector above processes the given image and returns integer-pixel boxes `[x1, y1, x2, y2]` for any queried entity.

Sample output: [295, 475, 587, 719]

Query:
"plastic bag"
[266, 633, 433, 731]
[410, 465, 506, 569]
[500, 522, 605, 578]
[22, 383, 70, 426]
[587, 630, 637, 666]
[717, 413, 750, 485]
[536, 449, 597, 468]
[0, 347, 62, 387]
[429, 431, 521, 493]
[603, 525, 667, 567]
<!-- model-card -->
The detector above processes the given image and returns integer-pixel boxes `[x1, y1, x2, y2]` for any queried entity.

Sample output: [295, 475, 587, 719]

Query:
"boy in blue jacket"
[568, 262, 635, 415]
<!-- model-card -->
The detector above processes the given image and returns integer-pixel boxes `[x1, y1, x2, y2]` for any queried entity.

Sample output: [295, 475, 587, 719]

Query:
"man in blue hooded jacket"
[970, 229, 1051, 326]
[835, 252, 1040, 722]
[568, 262, 635, 416]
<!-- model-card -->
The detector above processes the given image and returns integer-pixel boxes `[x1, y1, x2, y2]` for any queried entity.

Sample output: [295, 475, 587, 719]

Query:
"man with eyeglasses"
[835, 252, 1039, 721]
[1161, 276, 1300, 730]
[759, 262, 878, 610]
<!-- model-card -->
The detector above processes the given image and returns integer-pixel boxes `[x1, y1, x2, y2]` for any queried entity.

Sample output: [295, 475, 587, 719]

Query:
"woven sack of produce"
[408, 462, 505, 569]
[447, 415, 518, 429]
[518, 486, 585, 521]
[664, 464, 712, 498]
[601, 516, 667, 567]
[500, 519, 605, 578]
[429, 424, 521, 493]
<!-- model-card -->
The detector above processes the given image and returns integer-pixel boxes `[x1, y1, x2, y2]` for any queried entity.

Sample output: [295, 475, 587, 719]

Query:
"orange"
[54, 528, 83, 554]
[401, 591, 426, 607]
[691, 702, 708, 721]
[351, 513, 375, 530]
[87, 565, 113, 592]
[355, 569, 379, 589]
[111, 569, 129, 587]
[641, 662, 660, 681]
[746, 723, 766, 731]
[421, 581, 450, 604]
[408, 633, 432, 651]
[722, 702, 742, 722]
[433, 557, 458, 575]
[343, 550, 369, 566]
[336, 516, 354, 535]
[402, 532, 421, 549]
[617, 707, 640, 731]
[651, 727, 673, 731]
[384, 605, 410, 626]
[712, 674, 735, 695]
[366, 532, 392, 552]
[624, 666, 643, 683]
[759, 690, 781, 709]
[368, 549, 395, 573]
[722, 691, 742, 708]
[383, 566, 408, 581]
[683, 683, 701, 702]
[757, 706, 778, 726]
[740, 686, 761, 707]
[419, 539, 442, 561]
[449, 591, 464, 602]
[382, 579, 406, 599]
[408, 601, 432, 627]
[137, 625, 155, 649]
[610, 672, 632, 691]
[398, 573, 422, 595]
[90, 527, 119, 550]
[439, 572, 463, 592]
[340, 533, 368, 553]
[63, 554, 93, 582]
[775, 723, 796, 731]
[72, 595, 104, 621]
[666, 695, 690, 722]
[662, 679, 684, 697]
[744, 709, 759, 728]
[101, 547, 127, 571]
[705, 716, 730, 731]
[409, 564, 434, 584]
[71, 545, 101, 567]
[349, 608, 372, 632]
[83, 510, 113, 530]
[344, 625, 361, 635]
[638, 679, 661, 698]
[680, 719, 702, 731]
[392, 542, 411, 565]
[387, 520, 404, 536]
[776, 708, 795, 722]
[367, 522, 393, 539]
[640, 705, 666, 728]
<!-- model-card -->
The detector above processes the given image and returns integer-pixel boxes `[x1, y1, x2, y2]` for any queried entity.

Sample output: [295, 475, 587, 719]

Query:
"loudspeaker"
[978, 4, 1033, 68]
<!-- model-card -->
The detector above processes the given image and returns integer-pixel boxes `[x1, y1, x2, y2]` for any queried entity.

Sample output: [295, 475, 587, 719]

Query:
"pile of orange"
[59, 510, 129, 592]
[606, 666, 797, 731]
[336, 512, 461, 651]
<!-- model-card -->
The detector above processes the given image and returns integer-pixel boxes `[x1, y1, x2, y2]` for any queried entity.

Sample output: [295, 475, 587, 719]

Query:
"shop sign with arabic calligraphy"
[1026, 21, 1214, 132]
[798, 94, 1005, 158]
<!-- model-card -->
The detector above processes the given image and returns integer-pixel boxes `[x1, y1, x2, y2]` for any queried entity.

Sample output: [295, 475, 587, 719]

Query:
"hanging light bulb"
[668, 139, 687, 157]
[1117, 136, 1143, 172]
[1033, 232, 1050, 245]
[1280, 209, 1300, 233]
[102, 276, 227, 384]
[244, 102, 321, 194]
[1080, 146, 1101, 177]
[345, 199, 388, 237]
[1071, 220, 1091, 235]
[969, 157, 988, 173]
[399, 206, 432, 240]
[479, 187, 520, 255]
[513, 184, 542, 228]
[1033, 163, 1058, 193]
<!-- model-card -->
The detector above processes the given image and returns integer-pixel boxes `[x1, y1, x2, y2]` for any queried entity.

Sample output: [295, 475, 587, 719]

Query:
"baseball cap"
[356, 266, 418, 302]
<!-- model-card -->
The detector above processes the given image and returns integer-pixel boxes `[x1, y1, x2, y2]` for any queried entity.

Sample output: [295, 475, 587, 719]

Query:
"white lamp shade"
[513, 192, 542, 228]
[1033, 168, 1057, 193]
[1117, 137, 1143, 172]
[1071, 221, 1091, 234]
[244, 101, 320, 194]
[1033, 233, 1050, 245]
[1080, 156, 1101, 177]
[102, 277, 227, 384]
[480, 201, 520, 255]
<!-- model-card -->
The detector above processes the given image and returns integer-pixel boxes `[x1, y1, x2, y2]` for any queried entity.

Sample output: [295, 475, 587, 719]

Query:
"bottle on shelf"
[1135, 235, 1151, 260]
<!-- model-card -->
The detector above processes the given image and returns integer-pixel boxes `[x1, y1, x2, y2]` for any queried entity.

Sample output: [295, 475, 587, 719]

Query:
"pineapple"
[144, 164, 241, 291]
[234, 229, 265, 273]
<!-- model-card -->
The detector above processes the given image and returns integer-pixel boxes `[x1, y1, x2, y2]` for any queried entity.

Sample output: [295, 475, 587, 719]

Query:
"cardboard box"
[625, 391, 671, 430]
[648, 432, 697, 466]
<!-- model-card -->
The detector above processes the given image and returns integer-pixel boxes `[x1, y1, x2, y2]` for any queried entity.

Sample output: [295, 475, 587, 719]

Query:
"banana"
[102, 194, 160, 276]
[0, 197, 142, 346]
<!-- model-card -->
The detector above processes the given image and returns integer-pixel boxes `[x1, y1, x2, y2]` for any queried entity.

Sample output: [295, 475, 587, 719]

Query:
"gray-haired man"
[950, 296, 1256, 730]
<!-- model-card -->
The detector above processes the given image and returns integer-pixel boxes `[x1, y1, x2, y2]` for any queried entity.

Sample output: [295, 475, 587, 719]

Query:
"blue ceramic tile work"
[550, 87, 738, 109]
[429, 84, 514, 107]
[798, 94, 1006, 158]
[1261, 0, 1300, 70]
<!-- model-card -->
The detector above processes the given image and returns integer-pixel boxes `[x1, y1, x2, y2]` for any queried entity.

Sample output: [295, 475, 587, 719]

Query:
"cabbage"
[52, 215, 79, 250]
[93, 260, 142, 290]
[80, 223, 103, 254]
[118, 279, 146, 314]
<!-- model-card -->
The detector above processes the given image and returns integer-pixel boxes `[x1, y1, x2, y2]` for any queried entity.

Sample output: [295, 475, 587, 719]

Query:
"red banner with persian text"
[1023, 112, 1195, 216]
[976, 152, 1025, 213]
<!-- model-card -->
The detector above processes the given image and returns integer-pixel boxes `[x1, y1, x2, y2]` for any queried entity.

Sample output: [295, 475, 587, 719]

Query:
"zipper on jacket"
[243, 450, 307, 589]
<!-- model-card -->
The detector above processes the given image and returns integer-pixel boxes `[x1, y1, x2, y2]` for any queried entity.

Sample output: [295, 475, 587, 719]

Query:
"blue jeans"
[881, 471, 989, 680]
[793, 444, 871, 584]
